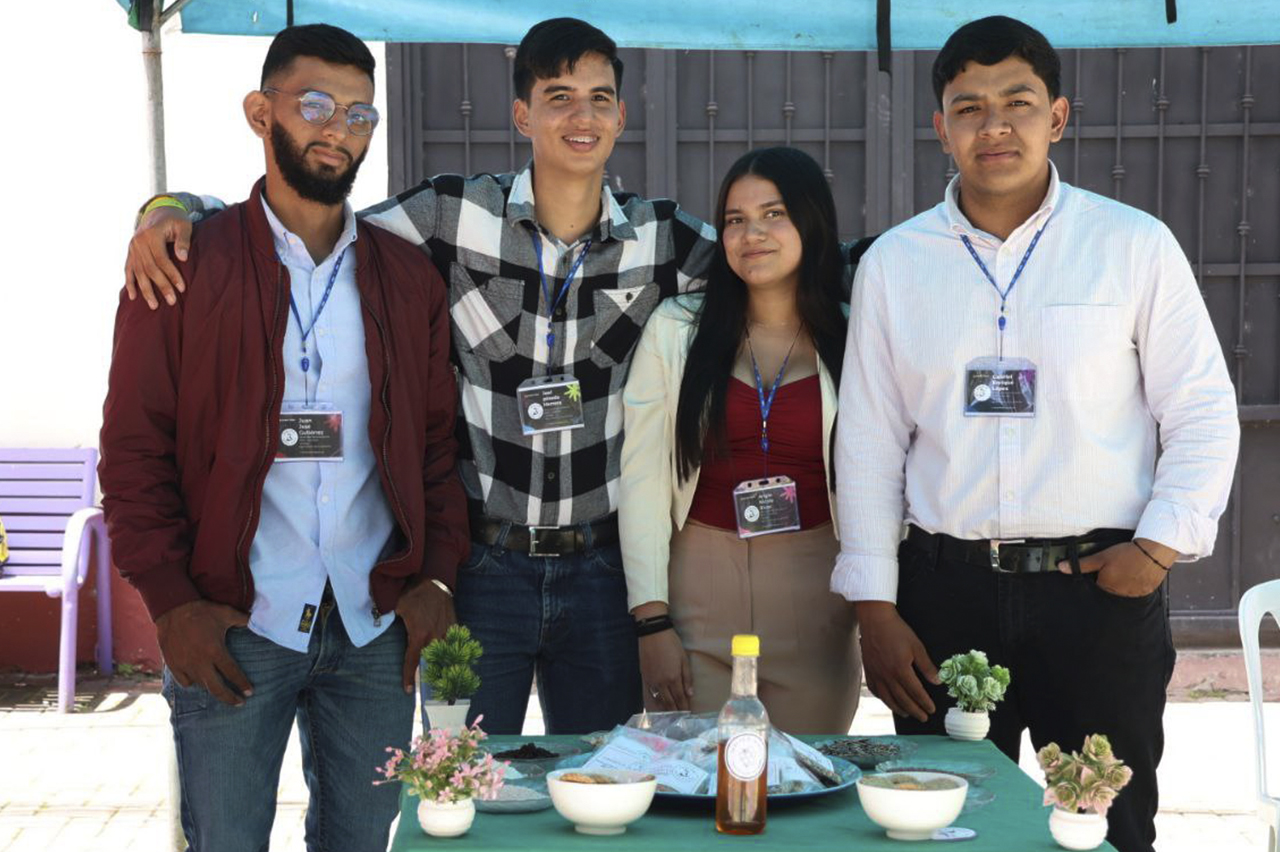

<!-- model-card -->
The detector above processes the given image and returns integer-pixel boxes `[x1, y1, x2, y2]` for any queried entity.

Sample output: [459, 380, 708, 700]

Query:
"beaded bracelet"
[1132, 540, 1170, 572]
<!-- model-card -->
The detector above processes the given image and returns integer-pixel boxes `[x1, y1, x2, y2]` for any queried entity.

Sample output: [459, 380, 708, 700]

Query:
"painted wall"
[0, 3, 390, 672]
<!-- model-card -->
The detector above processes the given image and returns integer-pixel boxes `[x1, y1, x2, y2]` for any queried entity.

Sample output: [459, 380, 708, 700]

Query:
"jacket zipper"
[361, 280, 413, 626]
[235, 263, 285, 610]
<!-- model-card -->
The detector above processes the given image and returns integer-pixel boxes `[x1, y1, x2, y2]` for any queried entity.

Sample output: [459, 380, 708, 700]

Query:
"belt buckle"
[528, 526, 561, 558]
[988, 539, 1026, 572]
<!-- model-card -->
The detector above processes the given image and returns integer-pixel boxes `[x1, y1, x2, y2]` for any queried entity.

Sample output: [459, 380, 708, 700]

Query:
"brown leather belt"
[905, 525, 1133, 573]
[469, 511, 619, 557]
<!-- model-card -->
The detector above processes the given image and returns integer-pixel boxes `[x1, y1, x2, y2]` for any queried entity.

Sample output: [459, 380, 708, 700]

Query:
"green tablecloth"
[390, 735, 1116, 852]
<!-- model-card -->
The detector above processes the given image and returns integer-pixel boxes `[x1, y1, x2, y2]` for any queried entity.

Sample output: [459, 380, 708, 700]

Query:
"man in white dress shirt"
[832, 16, 1239, 852]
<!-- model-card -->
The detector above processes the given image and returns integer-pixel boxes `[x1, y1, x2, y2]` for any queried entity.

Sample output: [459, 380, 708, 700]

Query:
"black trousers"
[892, 539, 1176, 852]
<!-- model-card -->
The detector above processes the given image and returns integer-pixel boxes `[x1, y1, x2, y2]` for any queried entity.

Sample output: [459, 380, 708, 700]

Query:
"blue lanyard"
[746, 331, 800, 460]
[960, 226, 1046, 346]
[288, 248, 347, 374]
[530, 233, 592, 350]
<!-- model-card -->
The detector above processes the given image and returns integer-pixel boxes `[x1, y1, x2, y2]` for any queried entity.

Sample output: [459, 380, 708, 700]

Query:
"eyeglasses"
[262, 87, 380, 136]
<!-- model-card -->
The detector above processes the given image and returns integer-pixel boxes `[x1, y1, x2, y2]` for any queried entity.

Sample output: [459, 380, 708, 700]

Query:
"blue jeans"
[452, 530, 642, 734]
[163, 605, 413, 852]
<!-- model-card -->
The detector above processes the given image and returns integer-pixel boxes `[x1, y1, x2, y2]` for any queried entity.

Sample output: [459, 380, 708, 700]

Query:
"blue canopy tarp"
[120, 0, 1280, 49]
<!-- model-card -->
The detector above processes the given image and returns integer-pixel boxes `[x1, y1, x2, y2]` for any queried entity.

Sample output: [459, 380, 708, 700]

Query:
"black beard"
[270, 122, 366, 205]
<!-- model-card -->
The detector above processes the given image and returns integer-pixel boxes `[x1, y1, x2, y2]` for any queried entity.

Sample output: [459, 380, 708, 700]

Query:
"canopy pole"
[142, 0, 166, 195]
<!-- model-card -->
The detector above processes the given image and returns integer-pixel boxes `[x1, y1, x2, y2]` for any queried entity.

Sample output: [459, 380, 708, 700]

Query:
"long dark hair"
[674, 147, 846, 482]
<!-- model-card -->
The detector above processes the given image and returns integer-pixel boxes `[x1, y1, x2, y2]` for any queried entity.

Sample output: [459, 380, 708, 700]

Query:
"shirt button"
[546, 471, 556, 481]
[1003, 427, 1015, 438]
[554, 307, 566, 320]
[321, 494, 331, 504]
[1003, 490, 1014, 500]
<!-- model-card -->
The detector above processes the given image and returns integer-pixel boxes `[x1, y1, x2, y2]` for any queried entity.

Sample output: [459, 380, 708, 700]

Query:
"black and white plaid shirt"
[362, 164, 717, 526]
[186, 166, 868, 527]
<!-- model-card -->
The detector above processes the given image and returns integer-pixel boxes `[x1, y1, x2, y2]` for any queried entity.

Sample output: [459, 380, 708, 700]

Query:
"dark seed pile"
[818, 737, 903, 764]
[492, 743, 558, 760]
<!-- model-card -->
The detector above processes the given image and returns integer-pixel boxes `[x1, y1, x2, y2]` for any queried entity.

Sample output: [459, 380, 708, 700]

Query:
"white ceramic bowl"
[546, 768, 657, 835]
[856, 771, 969, 840]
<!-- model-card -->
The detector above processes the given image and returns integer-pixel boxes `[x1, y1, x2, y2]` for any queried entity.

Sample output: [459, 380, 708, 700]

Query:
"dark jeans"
[453, 528, 642, 735]
[893, 540, 1175, 852]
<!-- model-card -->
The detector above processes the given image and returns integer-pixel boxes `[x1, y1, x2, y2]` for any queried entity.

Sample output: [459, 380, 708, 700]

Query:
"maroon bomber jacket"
[100, 177, 469, 622]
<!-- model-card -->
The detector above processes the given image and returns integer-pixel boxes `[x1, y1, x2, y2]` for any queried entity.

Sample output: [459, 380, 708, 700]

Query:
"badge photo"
[732, 475, 801, 539]
[964, 357, 1036, 418]
[276, 405, 344, 462]
[516, 374, 585, 435]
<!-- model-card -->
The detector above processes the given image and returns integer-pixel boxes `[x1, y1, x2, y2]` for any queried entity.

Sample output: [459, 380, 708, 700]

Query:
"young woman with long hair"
[619, 147, 865, 733]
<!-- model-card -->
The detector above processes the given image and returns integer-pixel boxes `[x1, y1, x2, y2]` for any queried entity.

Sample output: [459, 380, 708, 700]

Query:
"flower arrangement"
[1038, 734, 1133, 816]
[937, 649, 1011, 713]
[376, 718, 506, 804]
[422, 624, 483, 705]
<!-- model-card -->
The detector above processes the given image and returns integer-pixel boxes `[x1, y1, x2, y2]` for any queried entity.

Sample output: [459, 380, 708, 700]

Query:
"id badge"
[964, 357, 1036, 418]
[276, 404, 343, 462]
[517, 374, 585, 435]
[732, 475, 801, 539]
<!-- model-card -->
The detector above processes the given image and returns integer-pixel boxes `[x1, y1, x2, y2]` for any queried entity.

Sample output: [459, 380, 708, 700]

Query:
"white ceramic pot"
[1048, 807, 1108, 850]
[944, 707, 990, 741]
[546, 768, 657, 835]
[856, 771, 968, 841]
[417, 797, 475, 838]
[423, 699, 471, 734]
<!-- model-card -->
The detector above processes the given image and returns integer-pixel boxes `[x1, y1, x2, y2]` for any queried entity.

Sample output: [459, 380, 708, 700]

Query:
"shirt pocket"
[448, 264, 523, 362]
[1039, 304, 1137, 402]
[589, 283, 661, 369]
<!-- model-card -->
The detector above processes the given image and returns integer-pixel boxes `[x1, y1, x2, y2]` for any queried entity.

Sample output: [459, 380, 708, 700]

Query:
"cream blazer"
[619, 294, 844, 611]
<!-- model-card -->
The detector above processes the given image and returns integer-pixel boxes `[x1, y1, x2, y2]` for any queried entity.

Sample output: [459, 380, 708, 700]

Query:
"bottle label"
[724, 732, 767, 782]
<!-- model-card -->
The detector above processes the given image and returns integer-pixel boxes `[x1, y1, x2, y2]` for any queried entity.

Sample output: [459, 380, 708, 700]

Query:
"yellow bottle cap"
[731, 634, 760, 657]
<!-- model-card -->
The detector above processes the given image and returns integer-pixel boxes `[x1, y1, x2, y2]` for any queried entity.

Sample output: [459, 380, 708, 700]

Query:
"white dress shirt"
[832, 162, 1240, 603]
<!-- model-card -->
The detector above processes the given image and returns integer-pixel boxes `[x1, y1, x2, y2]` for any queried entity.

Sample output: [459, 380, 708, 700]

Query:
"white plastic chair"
[1239, 579, 1280, 852]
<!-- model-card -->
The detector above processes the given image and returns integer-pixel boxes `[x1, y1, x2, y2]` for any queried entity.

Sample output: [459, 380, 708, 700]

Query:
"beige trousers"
[665, 519, 861, 734]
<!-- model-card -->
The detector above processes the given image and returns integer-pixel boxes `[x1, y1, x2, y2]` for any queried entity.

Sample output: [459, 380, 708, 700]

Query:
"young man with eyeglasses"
[123, 17, 727, 737]
[833, 17, 1238, 852]
[99, 24, 466, 851]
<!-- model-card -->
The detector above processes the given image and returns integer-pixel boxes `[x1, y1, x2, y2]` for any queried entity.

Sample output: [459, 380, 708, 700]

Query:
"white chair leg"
[170, 740, 185, 851]
[57, 590, 77, 713]
[94, 527, 113, 675]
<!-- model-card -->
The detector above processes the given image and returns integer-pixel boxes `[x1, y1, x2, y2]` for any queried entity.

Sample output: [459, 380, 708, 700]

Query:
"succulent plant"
[937, 649, 1011, 713]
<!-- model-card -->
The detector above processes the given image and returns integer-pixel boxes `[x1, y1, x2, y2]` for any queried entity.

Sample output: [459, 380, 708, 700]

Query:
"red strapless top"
[687, 374, 831, 531]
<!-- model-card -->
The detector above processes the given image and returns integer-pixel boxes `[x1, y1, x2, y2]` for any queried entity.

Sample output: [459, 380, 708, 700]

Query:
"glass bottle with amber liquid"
[716, 634, 768, 835]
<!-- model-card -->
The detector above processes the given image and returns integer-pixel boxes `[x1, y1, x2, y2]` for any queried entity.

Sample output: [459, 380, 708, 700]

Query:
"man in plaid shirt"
[126, 18, 718, 734]
[127, 17, 875, 734]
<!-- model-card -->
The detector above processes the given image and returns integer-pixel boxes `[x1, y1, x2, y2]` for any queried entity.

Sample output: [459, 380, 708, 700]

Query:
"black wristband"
[634, 614, 674, 637]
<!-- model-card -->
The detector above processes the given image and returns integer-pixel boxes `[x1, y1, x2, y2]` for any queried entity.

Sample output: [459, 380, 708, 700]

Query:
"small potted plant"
[421, 624, 482, 733]
[936, 649, 1010, 741]
[1038, 734, 1133, 850]
[377, 719, 506, 837]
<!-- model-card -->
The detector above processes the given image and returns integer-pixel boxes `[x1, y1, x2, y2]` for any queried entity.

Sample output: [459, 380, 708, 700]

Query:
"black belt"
[469, 511, 619, 557]
[905, 525, 1133, 574]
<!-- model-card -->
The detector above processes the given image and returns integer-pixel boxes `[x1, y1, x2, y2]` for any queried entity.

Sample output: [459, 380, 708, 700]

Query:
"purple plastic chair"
[0, 448, 112, 712]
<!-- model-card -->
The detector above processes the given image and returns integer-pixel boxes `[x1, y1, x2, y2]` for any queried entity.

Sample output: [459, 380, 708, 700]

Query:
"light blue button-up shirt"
[248, 197, 397, 652]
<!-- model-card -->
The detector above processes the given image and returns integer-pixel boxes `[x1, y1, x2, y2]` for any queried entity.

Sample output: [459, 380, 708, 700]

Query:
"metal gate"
[387, 43, 1280, 644]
